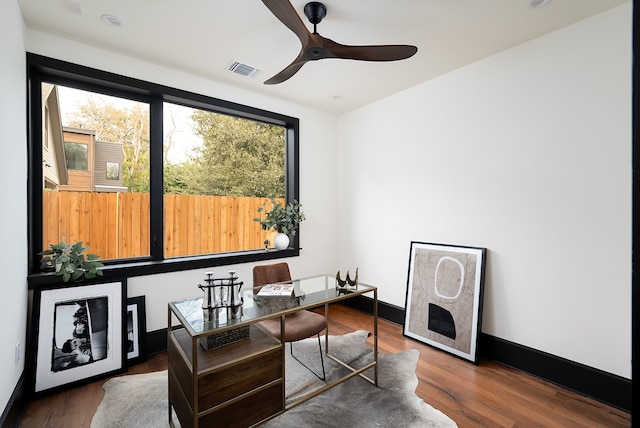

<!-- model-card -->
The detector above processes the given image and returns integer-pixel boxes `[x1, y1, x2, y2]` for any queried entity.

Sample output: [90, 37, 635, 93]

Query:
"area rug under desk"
[90, 331, 457, 428]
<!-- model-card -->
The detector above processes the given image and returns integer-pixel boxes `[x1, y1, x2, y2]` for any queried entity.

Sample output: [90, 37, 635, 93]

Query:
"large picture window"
[28, 54, 300, 285]
[41, 84, 151, 260]
[162, 102, 286, 258]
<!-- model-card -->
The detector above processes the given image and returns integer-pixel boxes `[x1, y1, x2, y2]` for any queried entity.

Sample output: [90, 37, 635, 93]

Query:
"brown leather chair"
[253, 262, 326, 380]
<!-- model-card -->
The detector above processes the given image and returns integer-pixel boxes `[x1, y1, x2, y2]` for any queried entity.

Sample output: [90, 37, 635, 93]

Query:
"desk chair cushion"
[253, 262, 292, 289]
[257, 310, 327, 342]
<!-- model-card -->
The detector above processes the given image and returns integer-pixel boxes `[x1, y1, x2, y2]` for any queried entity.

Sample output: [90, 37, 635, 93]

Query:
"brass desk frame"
[167, 275, 378, 427]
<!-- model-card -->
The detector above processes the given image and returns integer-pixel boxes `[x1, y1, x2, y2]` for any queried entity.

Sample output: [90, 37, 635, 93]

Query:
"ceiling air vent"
[227, 61, 260, 78]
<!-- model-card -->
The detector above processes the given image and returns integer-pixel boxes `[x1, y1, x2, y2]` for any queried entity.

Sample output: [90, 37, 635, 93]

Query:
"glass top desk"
[167, 274, 378, 428]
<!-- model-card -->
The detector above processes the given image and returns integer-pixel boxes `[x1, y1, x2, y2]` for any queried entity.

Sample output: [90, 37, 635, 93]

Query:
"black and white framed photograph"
[403, 241, 487, 363]
[126, 295, 147, 365]
[33, 280, 126, 393]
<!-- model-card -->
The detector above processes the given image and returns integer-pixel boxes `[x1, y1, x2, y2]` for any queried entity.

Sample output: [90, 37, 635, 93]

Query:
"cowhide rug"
[91, 330, 457, 427]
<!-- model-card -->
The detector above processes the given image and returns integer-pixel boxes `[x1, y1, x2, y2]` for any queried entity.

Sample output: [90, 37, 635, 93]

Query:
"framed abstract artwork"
[32, 279, 127, 393]
[126, 295, 147, 365]
[403, 242, 487, 363]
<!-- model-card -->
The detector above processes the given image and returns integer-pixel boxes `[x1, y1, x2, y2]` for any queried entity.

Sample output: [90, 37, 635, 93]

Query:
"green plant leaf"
[40, 240, 104, 282]
[254, 198, 305, 235]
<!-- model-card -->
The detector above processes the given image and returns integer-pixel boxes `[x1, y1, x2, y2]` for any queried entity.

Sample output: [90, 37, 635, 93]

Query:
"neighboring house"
[41, 83, 68, 190]
[92, 139, 128, 193]
[42, 83, 127, 193]
[59, 127, 127, 193]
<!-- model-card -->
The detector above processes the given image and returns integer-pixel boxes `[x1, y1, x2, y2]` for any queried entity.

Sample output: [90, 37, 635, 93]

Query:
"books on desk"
[257, 283, 294, 297]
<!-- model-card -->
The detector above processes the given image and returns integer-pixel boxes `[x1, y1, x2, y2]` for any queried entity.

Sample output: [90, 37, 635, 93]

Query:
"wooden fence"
[42, 192, 281, 260]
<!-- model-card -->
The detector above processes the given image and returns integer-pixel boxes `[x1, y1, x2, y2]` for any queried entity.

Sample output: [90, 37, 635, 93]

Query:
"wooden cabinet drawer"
[198, 346, 282, 409]
[200, 382, 283, 428]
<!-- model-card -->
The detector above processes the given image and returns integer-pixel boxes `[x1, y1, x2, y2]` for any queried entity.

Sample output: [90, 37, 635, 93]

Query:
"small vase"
[274, 233, 290, 250]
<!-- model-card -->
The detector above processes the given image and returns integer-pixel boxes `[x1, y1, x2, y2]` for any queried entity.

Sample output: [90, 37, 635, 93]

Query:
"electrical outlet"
[15, 342, 20, 364]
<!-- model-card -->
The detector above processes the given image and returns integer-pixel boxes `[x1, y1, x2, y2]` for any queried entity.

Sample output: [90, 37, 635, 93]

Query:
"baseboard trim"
[339, 293, 406, 325]
[339, 295, 631, 412]
[147, 328, 167, 356]
[1, 372, 26, 428]
[481, 333, 631, 411]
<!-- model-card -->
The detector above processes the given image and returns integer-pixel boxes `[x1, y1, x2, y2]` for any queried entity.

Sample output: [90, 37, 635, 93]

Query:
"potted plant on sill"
[254, 198, 305, 250]
[39, 241, 104, 282]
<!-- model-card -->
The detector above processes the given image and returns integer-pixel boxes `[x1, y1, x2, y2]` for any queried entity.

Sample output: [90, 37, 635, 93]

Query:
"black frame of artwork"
[126, 295, 147, 366]
[403, 241, 487, 363]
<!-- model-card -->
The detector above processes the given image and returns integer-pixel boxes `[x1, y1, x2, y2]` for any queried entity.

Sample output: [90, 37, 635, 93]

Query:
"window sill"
[28, 247, 299, 289]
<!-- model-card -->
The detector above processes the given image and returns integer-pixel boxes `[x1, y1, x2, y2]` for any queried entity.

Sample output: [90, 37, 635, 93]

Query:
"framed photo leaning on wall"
[403, 242, 487, 363]
[31, 279, 127, 394]
[126, 295, 147, 365]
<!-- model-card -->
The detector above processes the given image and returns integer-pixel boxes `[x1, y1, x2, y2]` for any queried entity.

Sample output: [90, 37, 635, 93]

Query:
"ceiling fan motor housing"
[306, 47, 325, 59]
[304, 2, 326, 25]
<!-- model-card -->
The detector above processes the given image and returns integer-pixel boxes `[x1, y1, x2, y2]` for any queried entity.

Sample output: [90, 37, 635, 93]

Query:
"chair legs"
[290, 333, 326, 381]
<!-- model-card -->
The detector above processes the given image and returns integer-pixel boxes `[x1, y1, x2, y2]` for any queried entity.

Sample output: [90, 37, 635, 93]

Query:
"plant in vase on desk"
[254, 198, 305, 250]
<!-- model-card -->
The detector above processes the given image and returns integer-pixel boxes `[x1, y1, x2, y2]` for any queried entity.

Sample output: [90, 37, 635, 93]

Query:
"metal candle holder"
[198, 270, 244, 321]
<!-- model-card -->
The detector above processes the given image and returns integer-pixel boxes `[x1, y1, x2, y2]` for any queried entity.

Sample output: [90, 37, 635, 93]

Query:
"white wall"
[337, 4, 631, 378]
[24, 32, 340, 332]
[0, 0, 28, 415]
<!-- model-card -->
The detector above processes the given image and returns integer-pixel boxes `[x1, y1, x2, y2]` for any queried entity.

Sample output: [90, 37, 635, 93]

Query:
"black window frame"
[27, 53, 300, 288]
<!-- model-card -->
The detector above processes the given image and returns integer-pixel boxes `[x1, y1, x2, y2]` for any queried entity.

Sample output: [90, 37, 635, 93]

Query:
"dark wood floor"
[19, 304, 630, 428]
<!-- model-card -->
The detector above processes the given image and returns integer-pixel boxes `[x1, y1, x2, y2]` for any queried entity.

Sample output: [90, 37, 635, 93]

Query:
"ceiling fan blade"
[262, 0, 310, 46]
[264, 52, 309, 85]
[324, 38, 418, 61]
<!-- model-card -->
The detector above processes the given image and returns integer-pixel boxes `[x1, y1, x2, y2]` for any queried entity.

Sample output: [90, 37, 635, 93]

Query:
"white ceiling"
[18, 0, 629, 115]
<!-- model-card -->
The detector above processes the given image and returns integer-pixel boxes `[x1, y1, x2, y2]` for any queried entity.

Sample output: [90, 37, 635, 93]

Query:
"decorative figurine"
[336, 270, 347, 288]
[335, 268, 358, 290]
[346, 268, 358, 287]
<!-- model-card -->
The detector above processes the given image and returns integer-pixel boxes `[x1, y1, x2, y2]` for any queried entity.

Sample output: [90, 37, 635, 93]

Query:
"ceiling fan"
[261, 0, 418, 85]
